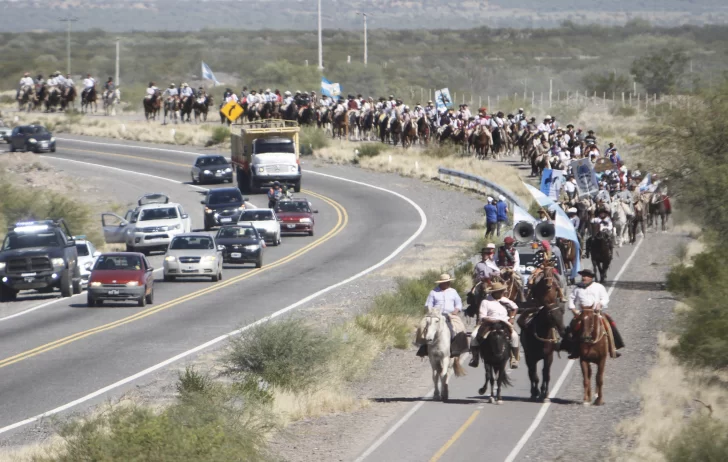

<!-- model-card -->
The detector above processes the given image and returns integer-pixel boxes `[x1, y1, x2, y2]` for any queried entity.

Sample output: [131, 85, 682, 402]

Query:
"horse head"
[421, 308, 445, 344]
[577, 307, 601, 343]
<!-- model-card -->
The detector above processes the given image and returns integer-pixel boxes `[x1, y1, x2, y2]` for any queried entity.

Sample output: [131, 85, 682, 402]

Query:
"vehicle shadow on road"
[69, 303, 141, 309]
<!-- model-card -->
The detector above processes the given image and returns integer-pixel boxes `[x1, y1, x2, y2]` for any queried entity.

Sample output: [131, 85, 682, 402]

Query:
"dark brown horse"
[648, 193, 668, 232]
[519, 304, 565, 401]
[588, 232, 612, 283]
[477, 321, 513, 404]
[143, 92, 161, 121]
[193, 95, 213, 123]
[416, 116, 430, 145]
[401, 119, 417, 148]
[574, 307, 610, 406]
[179, 96, 194, 123]
[81, 87, 97, 113]
[332, 110, 348, 139]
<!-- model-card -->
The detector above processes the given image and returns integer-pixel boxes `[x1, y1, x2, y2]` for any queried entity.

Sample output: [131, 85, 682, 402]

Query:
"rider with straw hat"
[469, 281, 520, 368]
[416, 273, 465, 357]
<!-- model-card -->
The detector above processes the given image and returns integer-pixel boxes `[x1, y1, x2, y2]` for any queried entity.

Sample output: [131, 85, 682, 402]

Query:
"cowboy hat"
[504, 236, 515, 244]
[265, 88, 271, 92]
[578, 269, 596, 278]
[487, 281, 508, 293]
[435, 273, 454, 284]
[567, 207, 578, 214]
[182, 82, 188, 87]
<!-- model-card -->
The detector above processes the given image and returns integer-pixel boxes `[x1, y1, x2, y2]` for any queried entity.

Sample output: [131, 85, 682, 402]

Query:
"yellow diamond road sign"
[221, 101, 243, 122]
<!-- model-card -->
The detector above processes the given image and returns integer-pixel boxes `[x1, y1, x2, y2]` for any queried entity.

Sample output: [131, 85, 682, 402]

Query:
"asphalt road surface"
[0, 136, 424, 436]
[357, 232, 670, 462]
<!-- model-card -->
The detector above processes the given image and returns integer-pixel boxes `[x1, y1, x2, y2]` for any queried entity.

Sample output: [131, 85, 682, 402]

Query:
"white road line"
[56, 138, 202, 156]
[0, 170, 427, 435]
[355, 237, 645, 462]
[503, 237, 645, 462]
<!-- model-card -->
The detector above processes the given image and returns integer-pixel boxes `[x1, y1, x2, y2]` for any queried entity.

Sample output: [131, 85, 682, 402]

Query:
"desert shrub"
[610, 105, 638, 117]
[300, 126, 329, 154]
[206, 126, 230, 146]
[422, 142, 457, 159]
[357, 143, 388, 158]
[661, 415, 728, 462]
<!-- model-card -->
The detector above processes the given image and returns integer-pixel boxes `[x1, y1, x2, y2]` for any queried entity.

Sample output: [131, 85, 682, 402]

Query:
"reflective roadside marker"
[171, 129, 176, 137]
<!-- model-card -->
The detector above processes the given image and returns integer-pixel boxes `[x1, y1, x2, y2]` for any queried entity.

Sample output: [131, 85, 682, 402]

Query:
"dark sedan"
[202, 187, 247, 230]
[216, 224, 264, 268]
[190, 155, 233, 184]
[8, 125, 56, 153]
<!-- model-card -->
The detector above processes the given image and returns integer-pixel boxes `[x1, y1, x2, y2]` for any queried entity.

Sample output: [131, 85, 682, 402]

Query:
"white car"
[101, 193, 192, 254]
[74, 237, 101, 288]
[163, 233, 223, 282]
[237, 208, 281, 246]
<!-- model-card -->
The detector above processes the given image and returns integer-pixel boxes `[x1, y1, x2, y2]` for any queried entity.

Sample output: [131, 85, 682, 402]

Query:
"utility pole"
[317, 0, 324, 70]
[361, 13, 368, 66]
[115, 39, 120, 86]
[59, 16, 78, 75]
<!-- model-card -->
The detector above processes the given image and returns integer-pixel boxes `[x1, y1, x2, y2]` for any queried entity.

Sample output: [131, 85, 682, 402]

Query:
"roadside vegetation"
[612, 77, 728, 461]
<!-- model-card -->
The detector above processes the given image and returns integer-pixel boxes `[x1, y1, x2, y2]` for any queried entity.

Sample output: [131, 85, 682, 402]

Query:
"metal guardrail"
[437, 167, 530, 211]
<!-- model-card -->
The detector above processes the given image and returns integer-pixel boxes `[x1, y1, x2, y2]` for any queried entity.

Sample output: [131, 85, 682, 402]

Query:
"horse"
[589, 231, 612, 283]
[477, 321, 513, 404]
[348, 110, 360, 141]
[260, 101, 274, 120]
[81, 87, 97, 113]
[419, 309, 466, 402]
[574, 307, 610, 406]
[193, 95, 213, 123]
[389, 118, 402, 146]
[416, 116, 430, 145]
[143, 93, 161, 121]
[648, 192, 668, 232]
[611, 200, 630, 247]
[60, 86, 76, 111]
[360, 110, 374, 141]
[17, 86, 34, 111]
[556, 238, 577, 275]
[520, 304, 566, 401]
[472, 126, 492, 160]
[629, 195, 647, 244]
[103, 89, 121, 116]
[179, 95, 194, 123]
[298, 106, 314, 126]
[332, 110, 348, 139]
[44, 87, 62, 113]
[378, 114, 390, 144]
[163, 97, 179, 124]
[402, 119, 417, 148]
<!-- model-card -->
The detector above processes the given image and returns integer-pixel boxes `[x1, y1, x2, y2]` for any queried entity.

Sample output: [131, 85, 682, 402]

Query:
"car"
[201, 187, 247, 231]
[216, 224, 264, 268]
[516, 241, 569, 309]
[74, 236, 101, 288]
[8, 125, 56, 153]
[237, 208, 281, 246]
[102, 193, 192, 254]
[275, 199, 318, 236]
[0, 220, 83, 301]
[163, 233, 223, 282]
[0, 120, 11, 143]
[190, 155, 234, 184]
[87, 252, 155, 307]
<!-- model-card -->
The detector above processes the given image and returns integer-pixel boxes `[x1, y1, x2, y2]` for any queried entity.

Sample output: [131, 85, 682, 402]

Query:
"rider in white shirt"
[283, 91, 294, 106]
[180, 83, 194, 99]
[163, 83, 179, 99]
[146, 82, 159, 98]
[246, 90, 258, 106]
[469, 283, 520, 368]
[19, 72, 34, 88]
[263, 89, 274, 103]
[83, 74, 95, 90]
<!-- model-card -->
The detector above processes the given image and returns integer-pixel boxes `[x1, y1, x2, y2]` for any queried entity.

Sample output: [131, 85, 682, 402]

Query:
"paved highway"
[0, 136, 425, 436]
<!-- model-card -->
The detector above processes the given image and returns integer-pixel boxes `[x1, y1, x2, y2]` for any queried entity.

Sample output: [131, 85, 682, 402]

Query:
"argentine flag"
[321, 78, 341, 98]
[201, 62, 220, 85]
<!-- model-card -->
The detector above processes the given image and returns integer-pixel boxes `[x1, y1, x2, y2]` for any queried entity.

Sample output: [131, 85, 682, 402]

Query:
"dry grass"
[610, 330, 728, 462]
[0, 436, 66, 462]
[273, 386, 370, 424]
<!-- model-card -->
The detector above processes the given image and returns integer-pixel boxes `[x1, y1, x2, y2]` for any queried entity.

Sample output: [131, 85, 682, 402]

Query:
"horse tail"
[501, 368, 513, 388]
[452, 356, 467, 377]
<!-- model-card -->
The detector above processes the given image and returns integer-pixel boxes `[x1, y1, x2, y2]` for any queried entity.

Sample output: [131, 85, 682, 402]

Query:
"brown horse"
[143, 93, 161, 121]
[556, 238, 577, 280]
[402, 119, 417, 148]
[60, 86, 77, 111]
[472, 126, 492, 160]
[417, 116, 430, 145]
[574, 307, 610, 406]
[588, 232, 612, 283]
[332, 109, 348, 139]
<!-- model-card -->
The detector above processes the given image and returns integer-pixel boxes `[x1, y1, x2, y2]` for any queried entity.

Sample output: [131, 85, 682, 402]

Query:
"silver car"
[163, 233, 223, 282]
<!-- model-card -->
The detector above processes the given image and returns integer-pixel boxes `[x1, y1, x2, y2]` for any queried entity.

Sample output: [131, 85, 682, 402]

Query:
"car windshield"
[276, 201, 311, 213]
[198, 156, 228, 166]
[75, 243, 90, 256]
[209, 191, 243, 205]
[93, 255, 142, 271]
[217, 227, 258, 239]
[31, 127, 49, 135]
[139, 207, 178, 221]
[170, 236, 214, 250]
[2, 232, 61, 250]
[254, 141, 295, 154]
[240, 210, 274, 221]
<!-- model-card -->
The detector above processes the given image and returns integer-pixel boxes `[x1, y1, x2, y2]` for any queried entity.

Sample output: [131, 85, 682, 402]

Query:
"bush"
[225, 319, 340, 392]
[422, 142, 458, 159]
[661, 415, 728, 462]
[207, 126, 230, 146]
[609, 105, 638, 117]
[357, 143, 388, 158]
[300, 126, 329, 154]
[177, 366, 213, 396]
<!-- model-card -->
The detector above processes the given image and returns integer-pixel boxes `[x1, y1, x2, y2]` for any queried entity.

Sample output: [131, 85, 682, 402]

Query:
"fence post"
[622, 92, 625, 106]
[549, 79, 553, 108]
[602, 92, 606, 106]
[454, 92, 457, 104]
[496, 94, 500, 107]
[629, 92, 632, 107]
[479, 96, 482, 108]
[531, 91, 535, 107]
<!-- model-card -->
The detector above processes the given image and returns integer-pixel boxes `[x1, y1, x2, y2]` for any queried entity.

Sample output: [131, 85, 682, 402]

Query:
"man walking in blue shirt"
[496, 195, 509, 236]
[484, 197, 498, 238]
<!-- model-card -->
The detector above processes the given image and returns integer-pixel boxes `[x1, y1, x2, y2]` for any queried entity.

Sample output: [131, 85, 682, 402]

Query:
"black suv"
[201, 187, 247, 231]
[0, 220, 83, 301]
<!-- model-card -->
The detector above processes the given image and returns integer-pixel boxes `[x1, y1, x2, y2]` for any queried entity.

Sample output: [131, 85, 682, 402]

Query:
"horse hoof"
[583, 401, 591, 407]
[542, 397, 551, 403]
[594, 399, 604, 406]
[433, 394, 441, 402]
[478, 387, 486, 395]
[496, 399, 503, 405]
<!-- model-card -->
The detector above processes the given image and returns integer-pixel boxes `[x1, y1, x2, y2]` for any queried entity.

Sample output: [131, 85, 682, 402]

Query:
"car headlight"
[28, 138, 37, 143]
[238, 206, 245, 211]
[203, 169, 212, 174]
[169, 224, 180, 230]
[205, 207, 214, 214]
[164, 256, 176, 262]
[90, 281, 102, 287]
[289, 166, 297, 172]
[126, 281, 139, 287]
[258, 167, 264, 173]
[51, 258, 65, 267]
[299, 218, 312, 223]
[244, 245, 260, 251]
[50, 137, 56, 143]
[0, 262, 5, 271]
[202, 255, 217, 262]
[225, 167, 232, 173]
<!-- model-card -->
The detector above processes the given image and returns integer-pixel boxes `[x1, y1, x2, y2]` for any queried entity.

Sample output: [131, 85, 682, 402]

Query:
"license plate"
[220, 217, 232, 223]
[215, 172, 222, 176]
[41, 142, 48, 147]
[108, 289, 120, 295]
[287, 224, 296, 229]
[21, 272, 36, 277]
[187, 266, 194, 270]
[231, 252, 242, 258]
[24, 277, 35, 283]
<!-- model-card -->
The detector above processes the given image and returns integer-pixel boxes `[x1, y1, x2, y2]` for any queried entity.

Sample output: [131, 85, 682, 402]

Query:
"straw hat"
[487, 282, 508, 293]
[435, 273, 453, 284]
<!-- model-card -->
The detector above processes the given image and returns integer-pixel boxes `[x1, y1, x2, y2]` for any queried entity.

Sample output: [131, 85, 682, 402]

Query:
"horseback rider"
[180, 83, 194, 101]
[589, 207, 614, 251]
[528, 240, 566, 303]
[416, 273, 465, 357]
[162, 83, 179, 103]
[246, 89, 258, 106]
[473, 244, 501, 293]
[496, 236, 525, 302]
[267, 181, 284, 208]
[595, 182, 611, 205]
[515, 107, 526, 122]
[560, 269, 625, 358]
[425, 101, 436, 119]
[283, 91, 294, 107]
[145, 82, 159, 102]
[82, 73, 96, 99]
[263, 88, 274, 103]
[18, 72, 34, 99]
[103, 77, 115, 100]
[584, 129, 597, 145]
[469, 282, 520, 368]
[63, 73, 74, 96]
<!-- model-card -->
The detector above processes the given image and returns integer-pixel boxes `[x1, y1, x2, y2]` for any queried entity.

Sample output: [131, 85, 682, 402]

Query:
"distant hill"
[0, 0, 727, 32]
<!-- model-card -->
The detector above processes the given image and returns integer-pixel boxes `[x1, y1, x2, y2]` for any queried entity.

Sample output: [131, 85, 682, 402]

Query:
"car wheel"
[72, 279, 82, 295]
[164, 274, 175, 282]
[138, 288, 147, 307]
[9, 143, 15, 153]
[60, 270, 73, 297]
[276, 235, 281, 246]
[211, 271, 219, 282]
[191, 173, 198, 184]
[308, 229, 314, 237]
[255, 257, 263, 269]
[294, 180, 301, 193]
[87, 293, 95, 307]
[50, 145, 56, 153]
[145, 288, 154, 304]
[0, 285, 17, 302]
[204, 222, 211, 231]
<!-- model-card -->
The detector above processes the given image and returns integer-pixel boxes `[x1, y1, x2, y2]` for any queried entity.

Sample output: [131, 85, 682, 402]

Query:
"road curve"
[0, 136, 425, 436]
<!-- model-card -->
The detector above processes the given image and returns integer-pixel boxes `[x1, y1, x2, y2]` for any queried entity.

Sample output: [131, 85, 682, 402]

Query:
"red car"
[274, 199, 318, 236]
[87, 252, 155, 307]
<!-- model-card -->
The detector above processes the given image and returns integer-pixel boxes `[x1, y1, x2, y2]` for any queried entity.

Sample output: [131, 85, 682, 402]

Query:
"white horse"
[103, 89, 121, 116]
[611, 199, 630, 247]
[419, 309, 466, 402]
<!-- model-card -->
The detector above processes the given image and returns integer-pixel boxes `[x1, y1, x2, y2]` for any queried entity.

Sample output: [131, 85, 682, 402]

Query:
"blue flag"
[201, 62, 220, 85]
